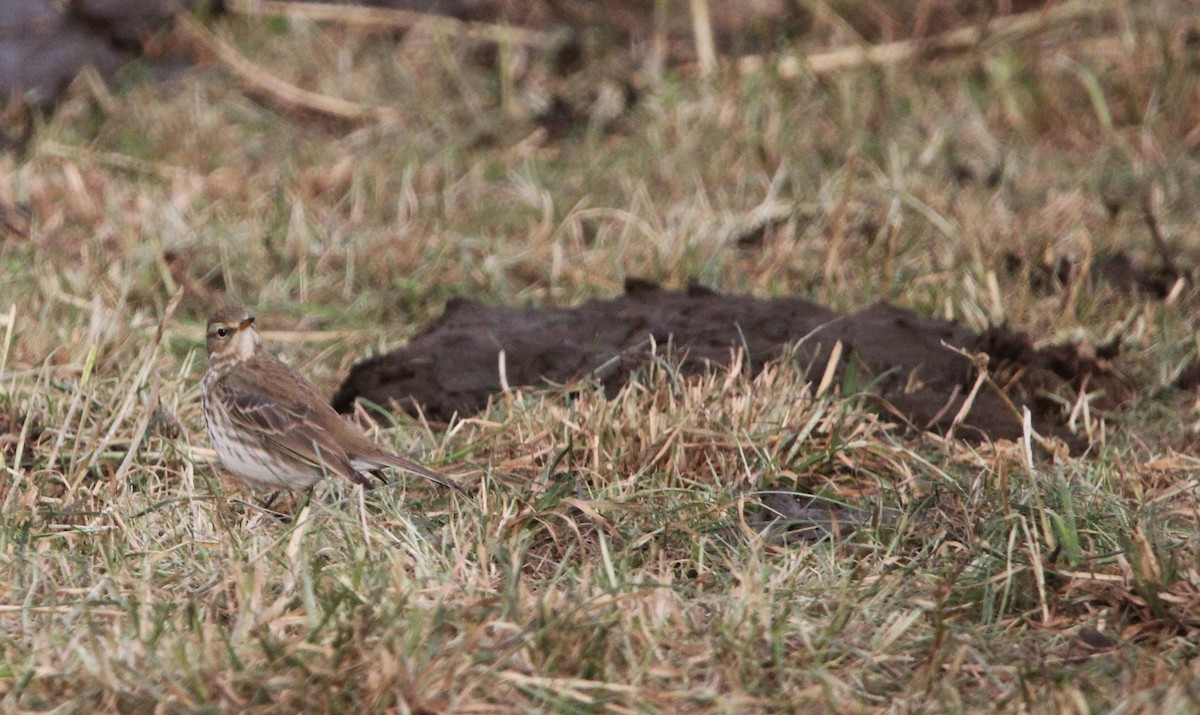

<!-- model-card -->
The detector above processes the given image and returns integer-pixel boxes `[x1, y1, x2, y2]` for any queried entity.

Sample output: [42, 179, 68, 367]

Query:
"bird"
[200, 305, 461, 494]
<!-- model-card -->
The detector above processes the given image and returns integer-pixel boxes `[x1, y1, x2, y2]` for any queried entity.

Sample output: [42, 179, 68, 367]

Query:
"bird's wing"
[223, 353, 460, 491]
[212, 376, 371, 488]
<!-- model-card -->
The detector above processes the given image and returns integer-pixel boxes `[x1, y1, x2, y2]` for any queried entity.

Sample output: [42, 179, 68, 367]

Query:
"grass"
[2, 0, 1200, 711]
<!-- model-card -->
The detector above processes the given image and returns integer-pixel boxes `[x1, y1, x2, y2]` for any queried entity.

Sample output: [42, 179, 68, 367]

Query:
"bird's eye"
[216, 328, 229, 338]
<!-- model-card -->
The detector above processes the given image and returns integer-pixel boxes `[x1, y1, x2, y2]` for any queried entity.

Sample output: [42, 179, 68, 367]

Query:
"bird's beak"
[237, 317, 255, 332]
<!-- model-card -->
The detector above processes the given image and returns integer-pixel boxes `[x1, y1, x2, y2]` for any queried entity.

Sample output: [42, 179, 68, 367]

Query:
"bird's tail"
[354, 449, 464, 492]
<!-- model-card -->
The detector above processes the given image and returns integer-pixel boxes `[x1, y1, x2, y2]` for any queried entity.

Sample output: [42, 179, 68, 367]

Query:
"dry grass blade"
[739, 0, 1108, 76]
[37, 140, 198, 182]
[225, 0, 563, 49]
[689, 0, 717, 79]
[112, 290, 183, 483]
[174, 11, 407, 123]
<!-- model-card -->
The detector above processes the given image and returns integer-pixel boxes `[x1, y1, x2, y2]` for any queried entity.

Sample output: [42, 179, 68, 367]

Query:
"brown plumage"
[201, 306, 460, 493]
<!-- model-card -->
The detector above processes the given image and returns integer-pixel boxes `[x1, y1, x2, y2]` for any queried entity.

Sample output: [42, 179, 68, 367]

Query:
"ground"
[1, 1, 1199, 712]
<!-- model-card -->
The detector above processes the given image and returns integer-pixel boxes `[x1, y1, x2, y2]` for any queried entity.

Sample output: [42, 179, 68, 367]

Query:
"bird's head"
[205, 306, 262, 368]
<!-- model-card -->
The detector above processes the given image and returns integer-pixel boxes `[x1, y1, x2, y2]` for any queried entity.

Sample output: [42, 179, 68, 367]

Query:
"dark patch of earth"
[0, 0, 198, 146]
[333, 278, 1134, 454]
[0, 0, 187, 104]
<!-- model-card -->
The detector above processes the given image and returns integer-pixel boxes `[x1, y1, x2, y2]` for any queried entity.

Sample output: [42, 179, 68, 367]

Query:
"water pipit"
[201, 306, 460, 493]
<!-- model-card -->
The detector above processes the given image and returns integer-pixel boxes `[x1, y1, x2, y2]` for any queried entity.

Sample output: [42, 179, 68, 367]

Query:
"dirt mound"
[333, 280, 1132, 452]
[0, 0, 195, 146]
[0, 0, 186, 105]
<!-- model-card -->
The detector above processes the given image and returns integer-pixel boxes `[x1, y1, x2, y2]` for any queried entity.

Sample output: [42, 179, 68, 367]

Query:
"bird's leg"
[260, 490, 282, 511]
[369, 469, 389, 487]
[245, 490, 295, 523]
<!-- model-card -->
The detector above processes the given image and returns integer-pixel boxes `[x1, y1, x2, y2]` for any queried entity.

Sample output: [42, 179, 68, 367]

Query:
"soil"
[333, 279, 1133, 453]
[0, 0, 189, 146]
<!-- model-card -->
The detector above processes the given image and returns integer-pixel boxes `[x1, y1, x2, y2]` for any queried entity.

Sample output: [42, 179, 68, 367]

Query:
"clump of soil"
[0, 0, 195, 147]
[333, 279, 1132, 452]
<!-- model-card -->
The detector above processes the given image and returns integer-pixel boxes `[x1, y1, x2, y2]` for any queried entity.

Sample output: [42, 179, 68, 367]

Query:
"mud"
[333, 279, 1132, 452]
[0, 0, 184, 106]
[0, 1, 123, 109]
[0, 0, 197, 146]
